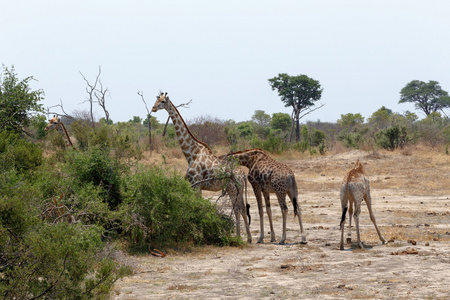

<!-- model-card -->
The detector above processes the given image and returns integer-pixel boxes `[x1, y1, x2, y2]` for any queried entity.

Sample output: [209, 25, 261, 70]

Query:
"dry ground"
[111, 146, 450, 299]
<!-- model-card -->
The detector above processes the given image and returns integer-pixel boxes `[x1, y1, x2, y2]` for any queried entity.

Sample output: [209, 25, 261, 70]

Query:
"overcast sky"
[3, 1, 450, 124]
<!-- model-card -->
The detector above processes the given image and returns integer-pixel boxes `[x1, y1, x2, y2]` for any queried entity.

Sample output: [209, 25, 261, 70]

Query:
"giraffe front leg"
[255, 190, 265, 243]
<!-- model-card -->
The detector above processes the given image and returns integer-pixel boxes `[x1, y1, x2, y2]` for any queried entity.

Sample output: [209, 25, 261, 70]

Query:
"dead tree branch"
[46, 99, 75, 120]
[79, 66, 110, 127]
[137, 90, 152, 149]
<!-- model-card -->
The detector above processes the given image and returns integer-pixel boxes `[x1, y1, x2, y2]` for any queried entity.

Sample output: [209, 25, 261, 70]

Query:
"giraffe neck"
[57, 122, 76, 150]
[165, 100, 212, 164]
[229, 149, 263, 169]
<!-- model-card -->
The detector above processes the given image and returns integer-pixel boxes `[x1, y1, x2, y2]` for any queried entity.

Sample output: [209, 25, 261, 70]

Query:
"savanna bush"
[0, 175, 131, 300]
[374, 125, 407, 151]
[121, 166, 238, 250]
[1, 220, 131, 299]
[0, 131, 42, 173]
[67, 147, 124, 210]
[250, 130, 288, 154]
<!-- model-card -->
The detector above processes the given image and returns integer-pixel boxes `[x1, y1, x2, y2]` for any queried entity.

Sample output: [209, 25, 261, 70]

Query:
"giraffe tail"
[245, 179, 251, 225]
[340, 184, 350, 229]
[291, 175, 299, 217]
[340, 207, 348, 230]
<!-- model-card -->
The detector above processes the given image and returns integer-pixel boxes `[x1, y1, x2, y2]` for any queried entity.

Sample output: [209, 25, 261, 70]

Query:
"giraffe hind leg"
[364, 193, 387, 244]
[340, 186, 348, 250]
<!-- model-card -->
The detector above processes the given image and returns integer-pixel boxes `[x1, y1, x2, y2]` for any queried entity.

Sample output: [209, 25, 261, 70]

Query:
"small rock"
[280, 264, 295, 270]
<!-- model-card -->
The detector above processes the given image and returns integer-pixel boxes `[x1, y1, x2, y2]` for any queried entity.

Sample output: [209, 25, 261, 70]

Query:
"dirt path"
[111, 149, 450, 299]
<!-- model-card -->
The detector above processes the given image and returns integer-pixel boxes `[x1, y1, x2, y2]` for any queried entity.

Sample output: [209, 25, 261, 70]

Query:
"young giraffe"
[339, 160, 387, 250]
[45, 115, 76, 150]
[221, 148, 306, 245]
[152, 93, 252, 243]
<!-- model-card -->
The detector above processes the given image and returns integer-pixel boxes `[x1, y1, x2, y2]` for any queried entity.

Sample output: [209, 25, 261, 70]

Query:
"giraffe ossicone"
[152, 92, 252, 243]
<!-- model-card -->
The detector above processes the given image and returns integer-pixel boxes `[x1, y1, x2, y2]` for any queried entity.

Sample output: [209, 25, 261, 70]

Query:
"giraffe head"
[45, 115, 61, 132]
[152, 92, 169, 113]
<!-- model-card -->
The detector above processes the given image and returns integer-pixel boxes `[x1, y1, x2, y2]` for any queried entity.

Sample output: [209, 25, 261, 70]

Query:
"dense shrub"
[374, 125, 407, 150]
[250, 130, 288, 154]
[121, 167, 239, 249]
[0, 131, 42, 173]
[68, 147, 124, 210]
[0, 171, 131, 299]
[1, 221, 130, 299]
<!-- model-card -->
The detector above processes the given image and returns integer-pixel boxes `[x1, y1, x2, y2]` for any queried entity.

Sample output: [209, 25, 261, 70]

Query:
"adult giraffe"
[45, 115, 76, 150]
[221, 148, 306, 245]
[152, 92, 252, 243]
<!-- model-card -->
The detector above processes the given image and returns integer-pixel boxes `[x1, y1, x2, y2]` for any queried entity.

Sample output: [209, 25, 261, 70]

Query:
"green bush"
[71, 119, 92, 150]
[0, 175, 131, 300]
[121, 167, 238, 250]
[250, 130, 288, 154]
[68, 147, 124, 210]
[237, 122, 254, 138]
[0, 131, 42, 173]
[337, 127, 369, 149]
[374, 125, 407, 151]
[1, 221, 131, 299]
[311, 127, 326, 147]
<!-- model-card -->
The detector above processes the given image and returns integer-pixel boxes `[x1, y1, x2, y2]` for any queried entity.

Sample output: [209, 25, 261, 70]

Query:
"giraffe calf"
[339, 160, 387, 250]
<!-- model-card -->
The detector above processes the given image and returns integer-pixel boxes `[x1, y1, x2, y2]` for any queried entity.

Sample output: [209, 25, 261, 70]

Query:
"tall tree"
[268, 73, 324, 141]
[368, 106, 392, 129]
[399, 80, 450, 116]
[271, 112, 291, 132]
[251, 110, 271, 127]
[0, 66, 43, 134]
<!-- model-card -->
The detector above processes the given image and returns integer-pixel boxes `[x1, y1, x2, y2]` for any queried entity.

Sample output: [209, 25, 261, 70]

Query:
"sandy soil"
[111, 149, 450, 299]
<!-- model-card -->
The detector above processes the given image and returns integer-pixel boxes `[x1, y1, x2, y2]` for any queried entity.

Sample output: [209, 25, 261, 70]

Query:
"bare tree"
[137, 90, 152, 149]
[46, 99, 75, 121]
[79, 66, 110, 127]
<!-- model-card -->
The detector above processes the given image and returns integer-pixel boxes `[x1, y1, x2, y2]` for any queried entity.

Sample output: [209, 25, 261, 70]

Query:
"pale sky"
[3, 1, 450, 124]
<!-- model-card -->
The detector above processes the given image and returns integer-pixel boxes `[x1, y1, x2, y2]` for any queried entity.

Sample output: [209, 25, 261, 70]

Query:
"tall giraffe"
[151, 93, 252, 243]
[45, 115, 76, 150]
[220, 148, 306, 245]
[339, 160, 387, 250]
